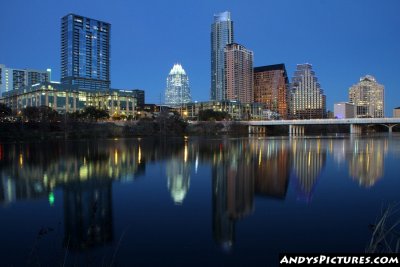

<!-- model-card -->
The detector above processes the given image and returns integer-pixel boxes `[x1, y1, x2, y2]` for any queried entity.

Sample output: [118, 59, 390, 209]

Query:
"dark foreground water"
[1, 135, 400, 266]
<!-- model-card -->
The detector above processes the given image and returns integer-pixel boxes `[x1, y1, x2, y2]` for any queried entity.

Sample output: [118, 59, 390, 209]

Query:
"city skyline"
[1, 0, 399, 115]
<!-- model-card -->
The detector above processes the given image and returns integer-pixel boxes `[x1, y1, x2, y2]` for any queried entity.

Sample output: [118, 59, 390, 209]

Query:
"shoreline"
[0, 120, 397, 142]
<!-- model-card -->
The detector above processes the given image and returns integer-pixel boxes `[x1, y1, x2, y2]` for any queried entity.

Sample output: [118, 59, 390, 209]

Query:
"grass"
[366, 203, 400, 253]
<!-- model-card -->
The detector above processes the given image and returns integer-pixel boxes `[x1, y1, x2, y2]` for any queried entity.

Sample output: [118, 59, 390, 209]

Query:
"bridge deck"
[246, 118, 400, 126]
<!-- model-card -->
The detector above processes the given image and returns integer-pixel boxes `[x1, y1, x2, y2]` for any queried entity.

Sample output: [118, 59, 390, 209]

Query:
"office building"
[254, 64, 289, 119]
[225, 43, 253, 103]
[61, 14, 111, 90]
[165, 64, 191, 106]
[349, 75, 384, 118]
[132, 89, 145, 108]
[290, 63, 326, 119]
[112, 88, 145, 108]
[334, 102, 356, 119]
[0, 64, 50, 96]
[211, 11, 234, 101]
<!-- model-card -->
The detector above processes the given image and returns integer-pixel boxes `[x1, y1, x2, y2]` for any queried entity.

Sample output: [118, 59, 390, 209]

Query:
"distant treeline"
[0, 104, 396, 141]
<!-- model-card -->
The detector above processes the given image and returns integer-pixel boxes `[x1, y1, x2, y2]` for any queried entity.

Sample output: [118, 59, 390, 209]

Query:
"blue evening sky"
[0, 0, 399, 115]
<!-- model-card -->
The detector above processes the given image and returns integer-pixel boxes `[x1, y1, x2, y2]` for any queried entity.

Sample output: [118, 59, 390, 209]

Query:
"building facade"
[334, 102, 356, 119]
[165, 64, 191, 106]
[290, 64, 326, 119]
[0, 64, 50, 96]
[225, 43, 253, 104]
[254, 64, 289, 119]
[61, 14, 111, 90]
[211, 11, 234, 101]
[180, 101, 265, 121]
[348, 75, 384, 118]
[394, 107, 400, 118]
[2, 82, 136, 117]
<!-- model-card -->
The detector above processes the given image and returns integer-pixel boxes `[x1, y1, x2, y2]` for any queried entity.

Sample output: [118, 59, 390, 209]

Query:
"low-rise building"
[177, 101, 266, 121]
[1, 82, 136, 117]
[334, 102, 356, 119]
[393, 107, 400, 118]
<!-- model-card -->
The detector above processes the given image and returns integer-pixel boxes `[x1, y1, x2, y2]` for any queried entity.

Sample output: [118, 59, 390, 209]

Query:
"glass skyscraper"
[165, 64, 191, 106]
[61, 14, 111, 90]
[211, 11, 234, 101]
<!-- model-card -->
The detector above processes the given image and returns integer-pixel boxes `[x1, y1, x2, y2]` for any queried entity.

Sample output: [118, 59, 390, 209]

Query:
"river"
[1, 135, 400, 266]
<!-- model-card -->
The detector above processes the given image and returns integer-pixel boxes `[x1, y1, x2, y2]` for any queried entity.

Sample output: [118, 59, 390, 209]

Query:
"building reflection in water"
[63, 179, 113, 250]
[330, 137, 387, 187]
[253, 140, 291, 199]
[0, 140, 147, 251]
[166, 141, 191, 204]
[212, 139, 291, 250]
[0, 136, 391, 252]
[291, 139, 326, 202]
[347, 138, 387, 187]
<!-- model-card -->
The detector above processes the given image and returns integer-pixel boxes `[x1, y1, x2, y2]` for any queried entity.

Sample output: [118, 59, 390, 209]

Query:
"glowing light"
[48, 192, 55, 206]
[184, 143, 188, 163]
[195, 154, 199, 174]
[19, 153, 23, 167]
[79, 166, 88, 180]
[138, 146, 142, 164]
[169, 64, 186, 75]
[114, 149, 118, 165]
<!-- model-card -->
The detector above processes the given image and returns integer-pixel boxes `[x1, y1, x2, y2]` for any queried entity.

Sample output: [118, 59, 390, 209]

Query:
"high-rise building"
[224, 43, 253, 103]
[165, 64, 191, 106]
[211, 11, 234, 101]
[254, 64, 289, 119]
[61, 14, 111, 90]
[290, 63, 326, 119]
[0, 64, 50, 96]
[348, 75, 384, 118]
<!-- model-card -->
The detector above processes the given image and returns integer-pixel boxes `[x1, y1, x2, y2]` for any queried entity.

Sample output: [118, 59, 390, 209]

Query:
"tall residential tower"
[211, 11, 234, 101]
[348, 75, 384, 118]
[224, 43, 254, 103]
[61, 14, 111, 90]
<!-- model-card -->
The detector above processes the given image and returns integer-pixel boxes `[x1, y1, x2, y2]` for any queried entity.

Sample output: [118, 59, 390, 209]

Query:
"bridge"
[244, 118, 400, 135]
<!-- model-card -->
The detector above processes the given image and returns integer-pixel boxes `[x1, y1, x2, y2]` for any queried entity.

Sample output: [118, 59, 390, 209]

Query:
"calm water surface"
[1, 135, 400, 266]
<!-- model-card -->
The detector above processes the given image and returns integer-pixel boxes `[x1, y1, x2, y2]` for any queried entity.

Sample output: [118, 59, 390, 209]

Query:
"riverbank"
[0, 120, 249, 141]
[0, 120, 396, 141]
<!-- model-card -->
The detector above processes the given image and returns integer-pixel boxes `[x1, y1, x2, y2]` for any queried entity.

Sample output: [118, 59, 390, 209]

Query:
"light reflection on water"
[0, 135, 399, 266]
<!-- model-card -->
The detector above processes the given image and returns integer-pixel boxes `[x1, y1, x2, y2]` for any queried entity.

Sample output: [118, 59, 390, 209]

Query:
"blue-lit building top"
[211, 11, 234, 101]
[61, 14, 111, 91]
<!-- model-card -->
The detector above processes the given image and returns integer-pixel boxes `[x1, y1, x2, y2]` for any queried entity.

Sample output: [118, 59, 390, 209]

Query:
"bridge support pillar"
[382, 124, 397, 135]
[249, 126, 266, 134]
[289, 125, 304, 136]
